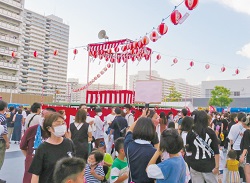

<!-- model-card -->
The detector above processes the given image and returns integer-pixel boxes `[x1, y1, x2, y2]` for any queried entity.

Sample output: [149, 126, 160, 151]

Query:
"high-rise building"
[129, 70, 201, 100]
[21, 10, 69, 101]
[0, 0, 24, 94]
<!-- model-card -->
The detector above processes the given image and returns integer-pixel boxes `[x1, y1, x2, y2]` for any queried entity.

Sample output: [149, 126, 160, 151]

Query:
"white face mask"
[53, 125, 67, 137]
[87, 160, 97, 166]
[123, 109, 127, 114]
[98, 112, 102, 117]
[39, 117, 44, 127]
[64, 115, 67, 120]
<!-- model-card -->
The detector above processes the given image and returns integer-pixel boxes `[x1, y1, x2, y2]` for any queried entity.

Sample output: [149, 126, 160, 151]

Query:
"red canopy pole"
[87, 48, 90, 85]
[113, 55, 116, 90]
[126, 58, 128, 90]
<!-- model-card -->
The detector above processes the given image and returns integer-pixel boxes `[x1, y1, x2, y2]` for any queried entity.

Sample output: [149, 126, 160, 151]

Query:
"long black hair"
[193, 111, 209, 139]
[160, 112, 167, 125]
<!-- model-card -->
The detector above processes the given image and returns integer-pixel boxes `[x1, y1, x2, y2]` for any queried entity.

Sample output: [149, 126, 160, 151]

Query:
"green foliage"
[208, 86, 233, 107]
[163, 85, 182, 102]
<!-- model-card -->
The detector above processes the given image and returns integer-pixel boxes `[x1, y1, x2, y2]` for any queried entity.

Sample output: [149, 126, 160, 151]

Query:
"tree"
[209, 86, 233, 107]
[163, 85, 182, 102]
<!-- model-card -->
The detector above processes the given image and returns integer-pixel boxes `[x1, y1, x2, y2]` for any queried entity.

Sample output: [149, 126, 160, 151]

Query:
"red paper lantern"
[205, 64, 210, 69]
[117, 57, 121, 63]
[133, 41, 138, 49]
[190, 61, 194, 67]
[221, 66, 226, 72]
[100, 71, 104, 75]
[185, 0, 199, 10]
[73, 49, 78, 60]
[142, 36, 149, 45]
[170, 10, 182, 25]
[33, 51, 38, 58]
[53, 50, 58, 56]
[103, 67, 107, 72]
[150, 31, 159, 42]
[157, 23, 168, 35]
[138, 40, 143, 48]
[110, 57, 115, 63]
[156, 54, 161, 60]
[94, 76, 97, 80]
[99, 55, 103, 60]
[235, 69, 240, 75]
[121, 45, 127, 52]
[97, 74, 101, 78]
[131, 56, 136, 62]
[11, 51, 16, 58]
[107, 63, 111, 68]
[114, 47, 119, 53]
[171, 58, 178, 66]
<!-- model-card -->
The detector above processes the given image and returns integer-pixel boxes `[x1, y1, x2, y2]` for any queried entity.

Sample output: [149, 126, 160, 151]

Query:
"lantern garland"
[73, 63, 112, 92]
[10, 51, 16, 62]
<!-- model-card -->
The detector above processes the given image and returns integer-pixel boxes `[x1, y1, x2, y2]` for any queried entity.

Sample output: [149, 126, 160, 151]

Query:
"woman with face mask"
[94, 108, 104, 148]
[28, 112, 74, 183]
[212, 113, 224, 145]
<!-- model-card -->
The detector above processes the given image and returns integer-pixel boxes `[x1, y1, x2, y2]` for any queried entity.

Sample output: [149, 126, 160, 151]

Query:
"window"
[234, 91, 240, 96]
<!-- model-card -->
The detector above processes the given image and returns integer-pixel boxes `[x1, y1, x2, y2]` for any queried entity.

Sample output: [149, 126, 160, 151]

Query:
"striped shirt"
[0, 113, 7, 140]
[84, 164, 104, 183]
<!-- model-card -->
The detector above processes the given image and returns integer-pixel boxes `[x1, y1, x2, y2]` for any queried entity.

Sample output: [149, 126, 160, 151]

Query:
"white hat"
[0, 125, 4, 135]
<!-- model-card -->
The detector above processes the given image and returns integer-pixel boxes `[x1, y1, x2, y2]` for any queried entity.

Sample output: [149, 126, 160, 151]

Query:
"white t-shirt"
[94, 115, 104, 139]
[24, 113, 41, 130]
[125, 113, 134, 126]
[105, 114, 115, 132]
[181, 131, 188, 146]
[228, 123, 246, 150]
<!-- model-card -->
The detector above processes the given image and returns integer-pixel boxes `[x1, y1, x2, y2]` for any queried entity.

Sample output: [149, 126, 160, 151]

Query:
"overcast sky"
[24, 0, 250, 88]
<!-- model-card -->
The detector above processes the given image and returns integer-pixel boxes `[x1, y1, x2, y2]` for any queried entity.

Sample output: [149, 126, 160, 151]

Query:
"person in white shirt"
[94, 108, 104, 148]
[105, 107, 116, 154]
[123, 104, 134, 127]
[228, 112, 247, 182]
[24, 103, 41, 130]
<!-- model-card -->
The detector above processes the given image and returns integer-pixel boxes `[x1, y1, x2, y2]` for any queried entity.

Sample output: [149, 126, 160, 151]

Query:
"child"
[53, 157, 85, 183]
[110, 137, 129, 183]
[218, 139, 224, 183]
[98, 141, 113, 182]
[146, 128, 186, 182]
[85, 150, 105, 183]
[226, 150, 240, 183]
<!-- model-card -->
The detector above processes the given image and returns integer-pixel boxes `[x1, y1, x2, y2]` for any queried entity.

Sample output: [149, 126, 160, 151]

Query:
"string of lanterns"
[73, 63, 112, 92]
[8, 0, 244, 79]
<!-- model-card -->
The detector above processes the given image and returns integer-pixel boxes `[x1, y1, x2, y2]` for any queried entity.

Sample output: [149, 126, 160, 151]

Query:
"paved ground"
[0, 142, 25, 182]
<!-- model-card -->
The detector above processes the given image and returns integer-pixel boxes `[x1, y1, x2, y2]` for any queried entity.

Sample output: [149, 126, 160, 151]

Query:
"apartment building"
[129, 70, 202, 100]
[21, 10, 69, 101]
[0, 0, 24, 94]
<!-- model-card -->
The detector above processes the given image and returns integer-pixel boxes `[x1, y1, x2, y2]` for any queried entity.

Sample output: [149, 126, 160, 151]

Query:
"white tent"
[160, 101, 194, 112]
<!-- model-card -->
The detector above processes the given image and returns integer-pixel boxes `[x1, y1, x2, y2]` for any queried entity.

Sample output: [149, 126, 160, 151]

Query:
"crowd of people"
[0, 100, 250, 183]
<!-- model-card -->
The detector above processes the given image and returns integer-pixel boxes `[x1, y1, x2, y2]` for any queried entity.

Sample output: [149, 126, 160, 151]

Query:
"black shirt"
[240, 129, 250, 155]
[28, 138, 75, 183]
[186, 128, 219, 172]
[110, 116, 128, 140]
[6, 112, 14, 128]
[221, 119, 229, 132]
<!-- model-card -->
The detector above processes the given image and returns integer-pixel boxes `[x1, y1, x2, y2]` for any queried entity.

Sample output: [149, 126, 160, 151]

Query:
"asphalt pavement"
[0, 142, 25, 182]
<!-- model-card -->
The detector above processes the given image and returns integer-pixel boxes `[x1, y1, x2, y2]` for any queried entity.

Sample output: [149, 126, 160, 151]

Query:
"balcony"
[0, 0, 23, 10]
[0, 87, 18, 93]
[0, 8, 22, 22]
[22, 63, 28, 67]
[0, 61, 19, 70]
[21, 70, 28, 74]
[0, 21, 21, 34]
[20, 78, 28, 83]
[43, 63, 49, 67]
[0, 74, 18, 82]
[0, 35, 20, 46]
[42, 78, 48, 82]
[0, 49, 20, 58]
[20, 87, 27, 91]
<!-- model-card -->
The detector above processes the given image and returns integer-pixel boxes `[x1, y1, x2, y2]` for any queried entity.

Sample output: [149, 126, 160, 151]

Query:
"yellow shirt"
[227, 159, 239, 171]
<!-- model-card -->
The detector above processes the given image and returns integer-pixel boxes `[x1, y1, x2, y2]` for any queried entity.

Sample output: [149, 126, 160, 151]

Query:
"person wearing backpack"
[109, 108, 128, 142]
